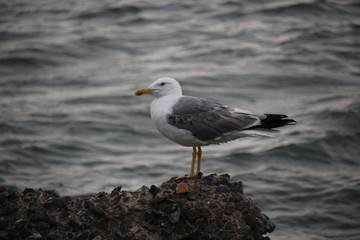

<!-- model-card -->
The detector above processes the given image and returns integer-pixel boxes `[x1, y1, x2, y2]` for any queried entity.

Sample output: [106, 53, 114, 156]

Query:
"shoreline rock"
[0, 174, 275, 240]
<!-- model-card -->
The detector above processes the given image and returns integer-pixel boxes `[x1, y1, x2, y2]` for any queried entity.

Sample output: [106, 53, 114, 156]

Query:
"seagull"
[134, 77, 295, 178]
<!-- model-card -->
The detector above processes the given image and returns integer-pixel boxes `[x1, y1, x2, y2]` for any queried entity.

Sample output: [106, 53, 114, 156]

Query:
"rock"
[149, 185, 160, 196]
[168, 209, 181, 224]
[110, 186, 121, 195]
[136, 185, 150, 195]
[175, 182, 189, 193]
[0, 230, 10, 240]
[216, 184, 231, 193]
[46, 233, 60, 240]
[0, 174, 275, 240]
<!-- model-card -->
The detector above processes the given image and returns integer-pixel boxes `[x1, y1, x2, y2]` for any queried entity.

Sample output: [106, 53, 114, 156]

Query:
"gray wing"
[167, 96, 259, 141]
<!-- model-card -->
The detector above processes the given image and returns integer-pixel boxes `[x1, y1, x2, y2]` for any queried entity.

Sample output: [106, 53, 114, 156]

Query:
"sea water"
[1, 1, 360, 239]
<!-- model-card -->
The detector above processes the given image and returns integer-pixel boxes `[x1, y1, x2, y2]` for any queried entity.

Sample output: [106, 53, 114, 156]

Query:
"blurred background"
[1, 0, 359, 239]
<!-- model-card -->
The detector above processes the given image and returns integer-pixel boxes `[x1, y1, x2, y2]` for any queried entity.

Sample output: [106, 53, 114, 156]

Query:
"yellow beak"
[134, 87, 153, 96]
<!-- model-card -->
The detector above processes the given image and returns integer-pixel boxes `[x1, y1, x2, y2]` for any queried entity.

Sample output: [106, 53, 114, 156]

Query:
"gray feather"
[167, 96, 259, 141]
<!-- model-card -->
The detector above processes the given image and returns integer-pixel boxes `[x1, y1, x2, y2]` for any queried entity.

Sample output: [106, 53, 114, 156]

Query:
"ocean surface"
[1, 0, 360, 239]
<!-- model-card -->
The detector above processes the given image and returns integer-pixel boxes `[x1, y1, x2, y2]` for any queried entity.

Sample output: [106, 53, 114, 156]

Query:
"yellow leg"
[187, 146, 197, 177]
[178, 146, 202, 179]
[196, 146, 202, 175]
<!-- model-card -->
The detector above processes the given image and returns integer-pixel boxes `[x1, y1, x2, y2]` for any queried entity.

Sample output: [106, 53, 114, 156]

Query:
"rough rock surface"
[0, 174, 275, 240]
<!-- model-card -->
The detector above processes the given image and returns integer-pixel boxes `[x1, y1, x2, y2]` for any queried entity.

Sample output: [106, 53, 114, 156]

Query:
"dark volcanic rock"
[0, 174, 275, 240]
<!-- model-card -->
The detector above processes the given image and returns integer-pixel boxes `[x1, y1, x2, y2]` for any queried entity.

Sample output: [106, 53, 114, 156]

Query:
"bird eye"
[160, 82, 165, 86]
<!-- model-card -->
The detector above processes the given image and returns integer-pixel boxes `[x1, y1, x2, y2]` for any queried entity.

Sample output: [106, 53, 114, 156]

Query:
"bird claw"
[176, 172, 202, 180]
[176, 174, 192, 180]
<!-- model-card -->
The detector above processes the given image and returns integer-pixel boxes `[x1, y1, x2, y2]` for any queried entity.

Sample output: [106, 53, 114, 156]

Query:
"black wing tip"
[282, 119, 297, 125]
[264, 113, 287, 118]
[264, 113, 295, 119]
[257, 113, 296, 129]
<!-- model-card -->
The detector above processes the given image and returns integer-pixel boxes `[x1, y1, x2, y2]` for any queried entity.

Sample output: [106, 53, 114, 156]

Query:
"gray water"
[1, 0, 360, 239]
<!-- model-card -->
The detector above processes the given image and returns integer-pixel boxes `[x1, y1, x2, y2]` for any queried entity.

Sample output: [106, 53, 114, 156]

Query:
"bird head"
[134, 77, 183, 98]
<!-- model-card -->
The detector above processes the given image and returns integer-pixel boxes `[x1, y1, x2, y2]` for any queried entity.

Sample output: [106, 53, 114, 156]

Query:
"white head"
[134, 77, 183, 98]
